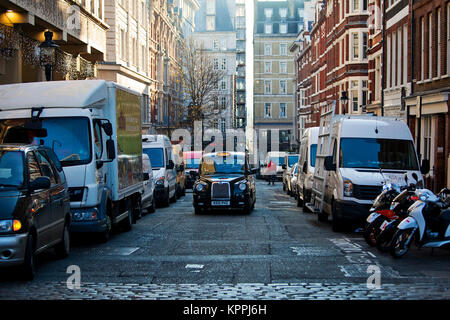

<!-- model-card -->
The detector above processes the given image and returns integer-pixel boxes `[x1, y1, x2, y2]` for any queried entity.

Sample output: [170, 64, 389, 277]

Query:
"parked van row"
[281, 113, 430, 234]
[0, 80, 185, 280]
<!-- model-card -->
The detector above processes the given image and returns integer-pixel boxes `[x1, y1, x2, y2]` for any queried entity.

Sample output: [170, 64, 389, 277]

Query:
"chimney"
[288, 0, 295, 17]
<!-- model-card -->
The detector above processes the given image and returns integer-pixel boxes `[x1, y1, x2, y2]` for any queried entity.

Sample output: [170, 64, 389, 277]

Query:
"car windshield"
[270, 157, 284, 166]
[200, 154, 246, 175]
[0, 117, 91, 167]
[288, 155, 299, 167]
[185, 158, 200, 169]
[0, 151, 24, 188]
[310, 144, 317, 167]
[339, 138, 419, 170]
[143, 147, 164, 168]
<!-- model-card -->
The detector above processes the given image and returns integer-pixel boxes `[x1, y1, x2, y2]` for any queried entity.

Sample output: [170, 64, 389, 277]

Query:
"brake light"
[410, 196, 419, 201]
[376, 210, 397, 219]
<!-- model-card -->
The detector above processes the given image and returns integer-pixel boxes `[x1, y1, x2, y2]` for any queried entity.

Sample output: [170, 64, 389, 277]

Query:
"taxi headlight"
[239, 183, 247, 191]
[196, 183, 206, 192]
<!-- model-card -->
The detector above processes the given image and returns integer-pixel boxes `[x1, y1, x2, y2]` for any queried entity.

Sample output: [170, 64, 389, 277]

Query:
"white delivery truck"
[0, 80, 145, 241]
[308, 103, 429, 232]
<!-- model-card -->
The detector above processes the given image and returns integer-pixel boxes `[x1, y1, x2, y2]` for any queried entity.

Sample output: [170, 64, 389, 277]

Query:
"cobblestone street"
[1, 181, 450, 300]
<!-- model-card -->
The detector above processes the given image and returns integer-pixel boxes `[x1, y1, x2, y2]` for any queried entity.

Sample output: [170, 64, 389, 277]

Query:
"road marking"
[185, 264, 204, 269]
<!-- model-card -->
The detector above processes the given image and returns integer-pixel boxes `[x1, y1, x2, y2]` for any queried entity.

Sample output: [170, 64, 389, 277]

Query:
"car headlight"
[343, 178, 353, 197]
[72, 209, 98, 221]
[239, 183, 247, 191]
[196, 182, 206, 192]
[0, 219, 22, 233]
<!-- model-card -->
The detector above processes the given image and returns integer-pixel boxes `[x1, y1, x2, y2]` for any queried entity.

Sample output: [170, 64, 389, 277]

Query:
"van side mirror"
[102, 122, 113, 136]
[30, 176, 51, 191]
[282, 164, 287, 170]
[324, 156, 336, 171]
[106, 139, 116, 160]
[167, 160, 175, 170]
[143, 172, 150, 181]
[420, 159, 430, 175]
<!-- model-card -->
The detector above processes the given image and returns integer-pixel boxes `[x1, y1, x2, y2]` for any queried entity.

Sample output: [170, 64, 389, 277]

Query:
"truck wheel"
[55, 220, 70, 259]
[122, 203, 133, 232]
[147, 196, 156, 213]
[21, 233, 36, 281]
[331, 200, 343, 232]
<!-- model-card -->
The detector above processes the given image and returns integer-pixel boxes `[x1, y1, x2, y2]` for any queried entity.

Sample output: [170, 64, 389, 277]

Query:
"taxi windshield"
[200, 154, 246, 175]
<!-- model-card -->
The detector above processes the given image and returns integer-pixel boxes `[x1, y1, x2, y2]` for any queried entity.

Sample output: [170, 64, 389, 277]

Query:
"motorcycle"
[390, 188, 450, 258]
[375, 187, 419, 252]
[364, 172, 420, 247]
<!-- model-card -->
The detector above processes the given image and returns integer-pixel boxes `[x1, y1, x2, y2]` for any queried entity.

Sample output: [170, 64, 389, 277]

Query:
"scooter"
[390, 188, 450, 258]
[364, 173, 420, 247]
[375, 187, 419, 252]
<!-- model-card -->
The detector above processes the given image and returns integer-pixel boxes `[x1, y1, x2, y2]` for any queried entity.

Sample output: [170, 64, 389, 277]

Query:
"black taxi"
[193, 152, 257, 214]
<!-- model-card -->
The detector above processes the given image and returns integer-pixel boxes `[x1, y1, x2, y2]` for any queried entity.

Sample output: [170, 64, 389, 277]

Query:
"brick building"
[405, 0, 450, 191]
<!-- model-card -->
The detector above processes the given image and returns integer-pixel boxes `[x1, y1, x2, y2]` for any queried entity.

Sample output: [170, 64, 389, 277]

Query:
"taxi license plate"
[212, 201, 230, 206]
[380, 220, 390, 231]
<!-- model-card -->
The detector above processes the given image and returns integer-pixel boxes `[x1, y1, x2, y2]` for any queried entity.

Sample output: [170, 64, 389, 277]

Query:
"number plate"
[380, 220, 390, 231]
[212, 201, 230, 206]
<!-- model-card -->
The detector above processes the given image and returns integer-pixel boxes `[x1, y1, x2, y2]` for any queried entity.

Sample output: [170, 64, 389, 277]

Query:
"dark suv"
[0, 145, 71, 280]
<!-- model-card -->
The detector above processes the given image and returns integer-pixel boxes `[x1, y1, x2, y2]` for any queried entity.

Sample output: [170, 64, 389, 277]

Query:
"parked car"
[316, 116, 428, 231]
[142, 135, 177, 207]
[296, 127, 319, 208]
[288, 163, 299, 197]
[0, 144, 71, 280]
[193, 152, 257, 214]
[261, 151, 287, 181]
[172, 144, 186, 198]
[141, 153, 155, 214]
[282, 154, 299, 192]
[183, 151, 203, 189]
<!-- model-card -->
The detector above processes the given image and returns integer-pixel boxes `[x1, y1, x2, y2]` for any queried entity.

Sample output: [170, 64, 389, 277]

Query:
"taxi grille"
[211, 182, 230, 199]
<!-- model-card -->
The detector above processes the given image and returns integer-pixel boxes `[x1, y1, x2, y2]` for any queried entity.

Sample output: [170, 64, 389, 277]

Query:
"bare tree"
[180, 37, 226, 129]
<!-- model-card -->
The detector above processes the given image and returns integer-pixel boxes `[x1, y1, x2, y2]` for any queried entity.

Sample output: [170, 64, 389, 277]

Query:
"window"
[392, 32, 396, 86]
[279, 103, 287, 118]
[120, 29, 125, 60]
[362, 80, 368, 107]
[279, 8, 287, 18]
[93, 120, 103, 160]
[279, 80, 287, 94]
[264, 80, 272, 94]
[422, 116, 432, 166]
[35, 150, 57, 185]
[264, 8, 273, 19]
[280, 61, 287, 73]
[279, 23, 287, 34]
[27, 152, 42, 182]
[221, 58, 227, 70]
[280, 43, 287, 55]
[265, 43, 272, 55]
[428, 13, 432, 79]
[397, 29, 402, 85]
[264, 61, 272, 73]
[448, 4, 450, 75]
[213, 58, 218, 70]
[221, 79, 227, 90]
[375, 56, 381, 101]
[362, 32, 368, 59]
[220, 119, 226, 132]
[352, 0, 359, 12]
[264, 103, 272, 118]
[351, 80, 358, 112]
[265, 24, 272, 34]
[437, 8, 441, 76]
[206, 0, 215, 14]
[220, 96, 227, 108]
[214, 80, 219, 90]
[213, 39, 219, 50]
[352, 33, 359, 59]
[206, 16, 215, 31]
[403, 25, 408, 84]
[236, 5, 245, 17]
[220, 39, 227, 51]
[421, 17, 424, 81]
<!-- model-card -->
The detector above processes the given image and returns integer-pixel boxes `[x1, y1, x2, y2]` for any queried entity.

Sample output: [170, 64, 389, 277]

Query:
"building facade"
[254, 0, 304, 154]
[0, 0, 107, 84]
[193, 0, 237, 133]
[405, 0, 450, 192]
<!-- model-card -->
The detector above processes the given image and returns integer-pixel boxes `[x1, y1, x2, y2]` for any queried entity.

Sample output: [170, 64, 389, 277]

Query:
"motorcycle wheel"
[376, 222, 397, 253]
[390, 228, 415, 258]
[363, 217, 385, 247]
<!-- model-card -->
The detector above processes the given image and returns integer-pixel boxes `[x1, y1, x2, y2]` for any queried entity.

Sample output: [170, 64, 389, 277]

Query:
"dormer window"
[279, 8, 287, 18]
[264, 8, 273, 19]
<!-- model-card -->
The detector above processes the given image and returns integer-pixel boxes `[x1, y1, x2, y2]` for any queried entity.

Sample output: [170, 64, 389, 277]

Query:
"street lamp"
[39, 30, 59, 81]
[340, 91, 349, 114]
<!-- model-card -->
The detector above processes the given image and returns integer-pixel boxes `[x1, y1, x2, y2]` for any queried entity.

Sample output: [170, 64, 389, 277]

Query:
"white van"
[261, 151, 287, 180]
[296, 127, 319, 208]
[314, 116, 428, 231]
[142, 135, 177, 207]
[141, 153, 156, 214]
